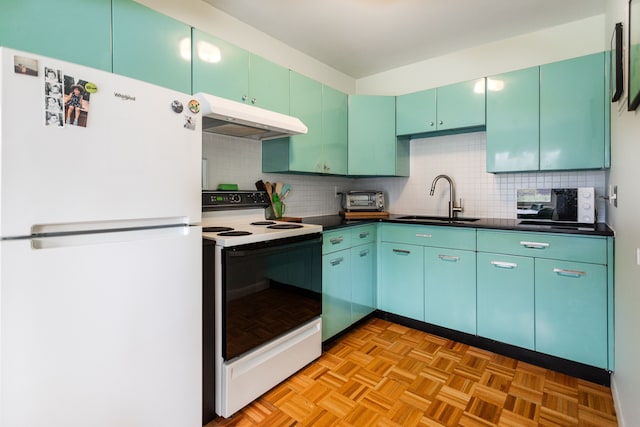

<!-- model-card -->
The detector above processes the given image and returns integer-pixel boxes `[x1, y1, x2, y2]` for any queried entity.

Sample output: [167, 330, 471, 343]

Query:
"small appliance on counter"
[516, 187, 596, 224]
[341, 190, 385, 212]
[340, 190, 389, 219]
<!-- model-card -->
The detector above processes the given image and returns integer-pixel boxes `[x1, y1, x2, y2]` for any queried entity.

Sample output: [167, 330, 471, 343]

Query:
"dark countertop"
[301, 214, 614, 237]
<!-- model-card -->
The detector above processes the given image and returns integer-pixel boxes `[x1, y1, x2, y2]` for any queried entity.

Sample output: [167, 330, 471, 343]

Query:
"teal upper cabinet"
[486, 67, 540, 172]
[321, 85, 348, 175]
[287, 72, 323, 172]
[396, 78, 485, 137]
[349, 95, 409, 176]
[437, 79, 486, 131]
[540, 52, 606, 170]
[192, 30, 248, 100]
[112, 0, 191, 93]
[247, 55, 290, 114]
[0, 0, 112, 71]
[396, 89, 436, 135]
[487, 53, 608, 173]
[262, 76, 347, 175]
[192, 29, 289, 114]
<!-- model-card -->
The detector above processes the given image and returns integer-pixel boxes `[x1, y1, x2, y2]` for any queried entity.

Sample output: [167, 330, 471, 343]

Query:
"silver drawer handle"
[438, 254, 460, 262]
[520, 241, 550, 249]
[330, 257, 344, 266]
[359, 249, 370, 257]
[393, 249, 411, 255]
[416, 233, 432, 238]
[491, 261, 517, 269]
[359, 231, 370, 238]
[329, 236, 344, 245]
[553, 268, 586, 278]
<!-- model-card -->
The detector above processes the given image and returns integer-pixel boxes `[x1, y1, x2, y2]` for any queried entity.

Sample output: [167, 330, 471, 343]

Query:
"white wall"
[605, 0, 640, 425]
[357, 15, 606, 95]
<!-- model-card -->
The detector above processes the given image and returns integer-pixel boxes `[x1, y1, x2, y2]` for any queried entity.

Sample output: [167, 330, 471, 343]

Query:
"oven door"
[222, 234, 322, 361]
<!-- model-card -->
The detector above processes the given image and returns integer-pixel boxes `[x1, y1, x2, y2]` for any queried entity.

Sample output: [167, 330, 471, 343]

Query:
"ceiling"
[201, 0, 605, 79]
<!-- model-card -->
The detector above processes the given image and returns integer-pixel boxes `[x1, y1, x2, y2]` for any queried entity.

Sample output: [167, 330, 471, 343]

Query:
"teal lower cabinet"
[351, 242, 376, 323]
[424, 247, 476, 334]
[322, 225, 376, 341]
[477, 252, 535, 350]
[322, 248, 351, 341]
[535, 259, 608, 369]
[378, 242, 424, 321]
[477, 229, 613, 369]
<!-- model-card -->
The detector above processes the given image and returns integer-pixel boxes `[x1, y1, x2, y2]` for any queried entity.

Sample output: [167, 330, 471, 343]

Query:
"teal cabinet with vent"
[112, 0, 191, 93]
[192, 29, 289, 113]
[0, 0, 112, 71]
[396, 78, 485, 136]
[349, 95, 408, 176]
[486, 66, 540, 172]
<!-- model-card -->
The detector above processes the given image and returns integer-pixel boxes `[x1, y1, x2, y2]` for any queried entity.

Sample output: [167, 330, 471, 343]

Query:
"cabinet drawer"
[351, 224, 376, 245]
[477, 230, 607, 264]
[380, 224, 475, 250]
[322, 229, 352, 254]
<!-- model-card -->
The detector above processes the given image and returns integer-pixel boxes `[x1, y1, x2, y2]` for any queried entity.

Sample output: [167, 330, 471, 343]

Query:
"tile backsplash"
[203, 132, 607, 221]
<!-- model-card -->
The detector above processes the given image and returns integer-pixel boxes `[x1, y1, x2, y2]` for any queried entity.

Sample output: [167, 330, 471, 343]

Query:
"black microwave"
[516, 188, 596, 224]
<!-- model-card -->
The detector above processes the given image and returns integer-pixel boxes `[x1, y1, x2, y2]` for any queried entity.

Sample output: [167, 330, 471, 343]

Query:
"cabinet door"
[535, 259, 608, 368]
[486, 67, 540, 172]
[477, 253, 534, 349]
[424, 248, 476, 334]
[351, 243, 376, 323]
[192, 29, 249, 102]
[322, 249, 351, 341]
[348, 95, 397, 176]
[540, 53, 605, 170]
[396, 89, 436, 135]
[288, 72, 323, 173]
[322, 85, 348, 175]
[248, 54, 289, 114]
[112, 0, 191, 93]
[437, 78, 486, 130]
[0, 0, 112, 71]
[378, 243, 423, 320]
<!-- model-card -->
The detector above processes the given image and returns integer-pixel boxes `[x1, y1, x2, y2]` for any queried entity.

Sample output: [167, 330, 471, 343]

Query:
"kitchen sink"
[396, 215, 480, 223]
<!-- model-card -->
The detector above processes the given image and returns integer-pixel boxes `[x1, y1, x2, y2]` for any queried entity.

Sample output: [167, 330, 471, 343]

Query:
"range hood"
[194, 92, 307, 140]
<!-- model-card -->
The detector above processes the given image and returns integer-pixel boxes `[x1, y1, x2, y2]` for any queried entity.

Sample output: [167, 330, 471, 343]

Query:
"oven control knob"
[230, 193, 241, 203]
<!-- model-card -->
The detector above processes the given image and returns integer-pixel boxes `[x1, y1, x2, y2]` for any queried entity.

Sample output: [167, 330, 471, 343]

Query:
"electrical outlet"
[334, 186, 338, 198]
[608, 185, 618, 207]
[637, 248, 640, 266]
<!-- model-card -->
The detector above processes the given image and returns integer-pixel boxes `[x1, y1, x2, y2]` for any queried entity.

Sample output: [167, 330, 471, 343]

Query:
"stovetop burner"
[251, 221, 277, 226]
[202, 226, 234, 233]
[217, 230, 252, 236]
[267, 224, 303, 230]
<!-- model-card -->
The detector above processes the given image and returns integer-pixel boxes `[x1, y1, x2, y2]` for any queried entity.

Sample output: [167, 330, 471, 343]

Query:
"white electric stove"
[201, 190, 323, 422]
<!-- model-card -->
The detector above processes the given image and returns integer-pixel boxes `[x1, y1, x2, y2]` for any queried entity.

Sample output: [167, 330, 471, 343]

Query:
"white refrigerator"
[1, 48, 202, 426]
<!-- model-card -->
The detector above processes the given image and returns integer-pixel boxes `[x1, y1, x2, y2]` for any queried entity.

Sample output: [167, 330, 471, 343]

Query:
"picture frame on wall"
[629, 0, 640, 110]
[611, 23, 623, 102]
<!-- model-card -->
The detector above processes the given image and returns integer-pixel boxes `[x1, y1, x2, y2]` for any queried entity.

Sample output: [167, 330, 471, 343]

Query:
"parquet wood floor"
[205, 318, 618, 426]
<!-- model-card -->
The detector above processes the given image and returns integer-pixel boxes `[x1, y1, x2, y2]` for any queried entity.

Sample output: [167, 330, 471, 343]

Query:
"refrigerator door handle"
[31, 217, 190, 236]
[31, 225, 195, 249]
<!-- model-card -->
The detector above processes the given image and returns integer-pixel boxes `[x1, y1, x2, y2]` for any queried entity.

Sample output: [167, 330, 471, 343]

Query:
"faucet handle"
[453, 198, 464, 212]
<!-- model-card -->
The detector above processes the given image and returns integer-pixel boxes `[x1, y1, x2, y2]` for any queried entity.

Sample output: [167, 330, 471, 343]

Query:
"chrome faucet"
[429, 174, 463, 219]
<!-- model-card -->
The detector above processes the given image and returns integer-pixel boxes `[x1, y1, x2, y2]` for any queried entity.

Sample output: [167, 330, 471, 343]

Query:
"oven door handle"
[226, 235, 322, 257]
